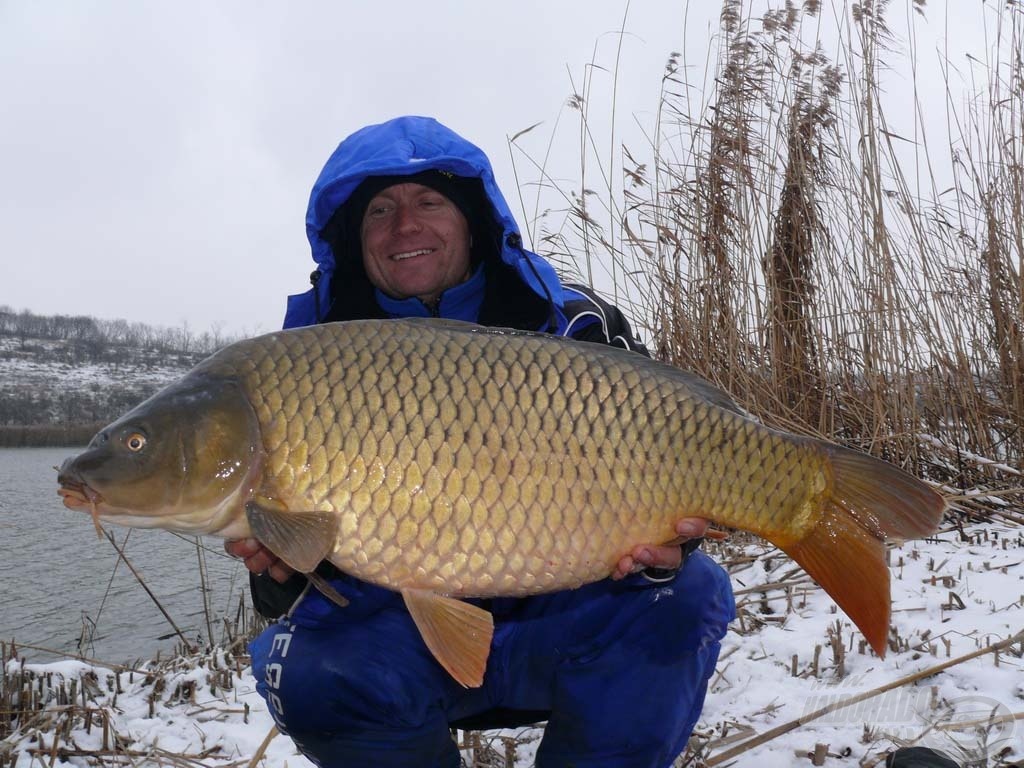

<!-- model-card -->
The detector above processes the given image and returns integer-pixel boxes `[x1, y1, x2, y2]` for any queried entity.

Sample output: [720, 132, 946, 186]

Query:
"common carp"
[57, 318, 945, 686]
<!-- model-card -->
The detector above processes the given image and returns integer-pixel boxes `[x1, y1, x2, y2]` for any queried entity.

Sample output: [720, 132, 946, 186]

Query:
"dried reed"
[512, 0, 1024, 512]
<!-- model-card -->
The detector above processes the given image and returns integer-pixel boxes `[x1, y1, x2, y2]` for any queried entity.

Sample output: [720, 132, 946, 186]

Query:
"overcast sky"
[0, 1, 991, 337]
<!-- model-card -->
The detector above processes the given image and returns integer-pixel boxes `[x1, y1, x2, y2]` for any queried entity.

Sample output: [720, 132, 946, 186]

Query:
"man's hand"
[224, 538, 296, 583]
[611, 518, 709, 580]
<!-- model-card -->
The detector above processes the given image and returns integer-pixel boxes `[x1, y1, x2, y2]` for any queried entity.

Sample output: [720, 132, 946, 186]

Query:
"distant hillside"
[0, 307, 234, 446]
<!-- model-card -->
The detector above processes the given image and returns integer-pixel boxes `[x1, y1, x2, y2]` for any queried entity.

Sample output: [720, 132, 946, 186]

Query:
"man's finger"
[242, 551, 276, 575]
[267, 562, 296, 583]
[675, 518, 709, 539]
[633, 543, 683, 571]
[225, 538, 255, 558]
[612, 554, 635, 580]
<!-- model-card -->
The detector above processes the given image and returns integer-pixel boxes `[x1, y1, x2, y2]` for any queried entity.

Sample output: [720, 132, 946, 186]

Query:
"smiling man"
[357, 178, 474, 307]
[226, 116, 735, 768]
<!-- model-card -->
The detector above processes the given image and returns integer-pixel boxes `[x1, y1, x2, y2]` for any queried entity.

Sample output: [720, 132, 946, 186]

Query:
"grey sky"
[0, 1, 989, 337]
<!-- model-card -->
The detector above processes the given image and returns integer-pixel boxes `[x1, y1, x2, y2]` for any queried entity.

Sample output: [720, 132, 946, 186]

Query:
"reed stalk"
[512, 0, 1024, 508]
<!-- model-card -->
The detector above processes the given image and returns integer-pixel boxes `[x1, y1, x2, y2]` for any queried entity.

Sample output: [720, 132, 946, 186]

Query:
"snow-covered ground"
[0, 334, 198, 427]
[0, 336, 194, 386]
[2, 522, 1020, 767]
[692, 523, 1022, 766]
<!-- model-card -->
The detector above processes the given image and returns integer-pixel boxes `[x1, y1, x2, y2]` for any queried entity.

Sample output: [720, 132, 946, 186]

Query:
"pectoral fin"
[401, 589, 494, 688]
[245, 499, 339, 573]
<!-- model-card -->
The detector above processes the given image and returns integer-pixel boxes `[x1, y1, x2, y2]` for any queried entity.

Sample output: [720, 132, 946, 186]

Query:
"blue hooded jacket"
[284, 116, 572, 331]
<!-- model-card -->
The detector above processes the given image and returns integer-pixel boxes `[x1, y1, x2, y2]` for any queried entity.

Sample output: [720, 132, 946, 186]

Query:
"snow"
[917, 434, 1021, 478]
[0, 334, 197, 427]
[0, 336, 192, 385]
[2, 523, 1021, 767]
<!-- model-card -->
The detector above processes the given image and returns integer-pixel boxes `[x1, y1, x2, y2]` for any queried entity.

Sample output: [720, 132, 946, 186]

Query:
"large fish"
[57, 318, 944, 686]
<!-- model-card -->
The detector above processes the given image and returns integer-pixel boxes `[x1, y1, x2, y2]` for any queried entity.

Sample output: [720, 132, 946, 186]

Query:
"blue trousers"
[251, 551, 734, 768]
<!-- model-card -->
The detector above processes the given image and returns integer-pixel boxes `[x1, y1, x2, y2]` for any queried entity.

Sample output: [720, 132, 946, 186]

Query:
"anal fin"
[402, 589, 494, 688]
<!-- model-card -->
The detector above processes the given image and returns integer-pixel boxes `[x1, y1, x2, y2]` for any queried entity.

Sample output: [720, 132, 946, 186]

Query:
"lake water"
[0, 447, 251, 664]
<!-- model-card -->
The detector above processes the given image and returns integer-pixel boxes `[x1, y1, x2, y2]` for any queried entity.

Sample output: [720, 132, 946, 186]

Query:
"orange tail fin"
[782, 445, 946, 657]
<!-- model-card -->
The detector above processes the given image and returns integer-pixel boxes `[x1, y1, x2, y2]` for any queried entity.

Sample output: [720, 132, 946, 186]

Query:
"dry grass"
[0, 643, 254, 768]
[513, 0, 1024, 517]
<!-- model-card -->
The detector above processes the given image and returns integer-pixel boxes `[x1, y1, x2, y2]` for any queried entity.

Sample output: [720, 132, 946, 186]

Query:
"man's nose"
[392, 204, 422, 234]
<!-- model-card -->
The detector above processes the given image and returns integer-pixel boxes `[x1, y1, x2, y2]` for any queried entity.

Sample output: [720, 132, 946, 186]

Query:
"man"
[226, 116, 735, 768]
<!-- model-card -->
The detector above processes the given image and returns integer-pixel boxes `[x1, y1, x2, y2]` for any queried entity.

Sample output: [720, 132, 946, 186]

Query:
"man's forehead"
[367, 182, 448, 201]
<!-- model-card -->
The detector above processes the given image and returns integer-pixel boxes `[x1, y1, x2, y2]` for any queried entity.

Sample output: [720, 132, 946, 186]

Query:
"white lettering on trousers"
[265, 628, 293, 725]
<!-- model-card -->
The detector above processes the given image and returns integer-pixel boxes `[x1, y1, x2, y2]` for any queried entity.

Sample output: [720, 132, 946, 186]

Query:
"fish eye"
[125, 432, 147, 452]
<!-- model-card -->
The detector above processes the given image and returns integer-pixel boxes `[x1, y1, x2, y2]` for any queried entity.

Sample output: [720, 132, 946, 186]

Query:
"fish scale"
[58, 317, 945, 687]
[214, 321, 813, 595]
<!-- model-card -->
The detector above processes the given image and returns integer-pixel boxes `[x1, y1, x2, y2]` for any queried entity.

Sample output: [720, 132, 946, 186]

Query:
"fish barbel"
[57, 318, 945, 686]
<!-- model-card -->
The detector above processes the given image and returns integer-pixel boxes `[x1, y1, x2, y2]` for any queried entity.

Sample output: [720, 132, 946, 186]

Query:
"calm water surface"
[0, 447, 250, 664]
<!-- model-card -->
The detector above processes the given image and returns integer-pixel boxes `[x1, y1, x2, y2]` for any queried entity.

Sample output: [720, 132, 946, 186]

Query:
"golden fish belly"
[207, 319, 825, 597]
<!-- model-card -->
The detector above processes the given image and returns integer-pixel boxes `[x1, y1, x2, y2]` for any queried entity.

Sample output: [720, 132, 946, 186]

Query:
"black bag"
[886, 747, 961, 768]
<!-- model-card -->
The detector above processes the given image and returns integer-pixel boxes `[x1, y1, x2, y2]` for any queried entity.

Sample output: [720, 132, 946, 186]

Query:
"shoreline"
[0, 424, 100, 448]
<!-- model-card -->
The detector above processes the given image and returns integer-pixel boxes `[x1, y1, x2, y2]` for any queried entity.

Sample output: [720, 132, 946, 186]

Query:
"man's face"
[360, 182, 473, 305]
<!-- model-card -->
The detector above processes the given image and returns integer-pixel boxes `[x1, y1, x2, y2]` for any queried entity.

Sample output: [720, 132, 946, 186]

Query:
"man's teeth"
[392, 248, 433, 261]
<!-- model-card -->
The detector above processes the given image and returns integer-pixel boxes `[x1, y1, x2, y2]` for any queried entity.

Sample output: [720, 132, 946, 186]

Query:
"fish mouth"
[56, 468, 107, 536]
[57, 481, 102, 508]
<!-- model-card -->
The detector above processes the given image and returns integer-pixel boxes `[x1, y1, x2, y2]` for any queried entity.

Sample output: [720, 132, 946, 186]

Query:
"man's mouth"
[391, 248, 434, 262]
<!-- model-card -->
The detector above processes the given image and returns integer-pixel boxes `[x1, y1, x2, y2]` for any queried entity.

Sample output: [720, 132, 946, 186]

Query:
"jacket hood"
[284, 115, 564, 328]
